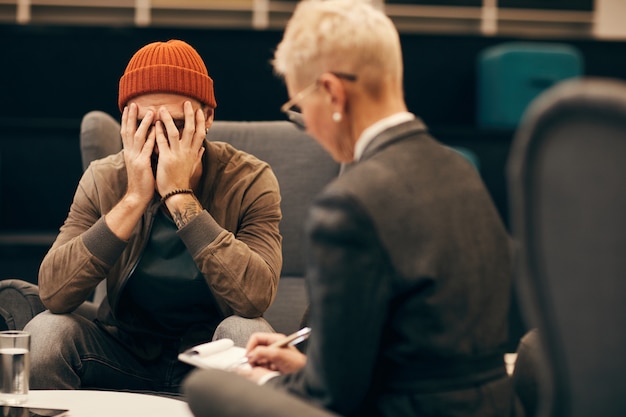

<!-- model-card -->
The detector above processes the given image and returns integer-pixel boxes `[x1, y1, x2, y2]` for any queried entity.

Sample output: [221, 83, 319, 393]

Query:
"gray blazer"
[270, 118, 521, 417]
[183, 118, 522, 417]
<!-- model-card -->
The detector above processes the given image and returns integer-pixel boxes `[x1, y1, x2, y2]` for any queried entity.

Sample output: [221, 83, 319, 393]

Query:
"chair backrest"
[79, 112, 341, 334]
[208, 121, 340, 334]
[477, 41, 583, 129]
[208, 121, 340, 277]
[507, 77, 626, 417]
[80, 112, 339, 276]
[80, 110, 123, 172]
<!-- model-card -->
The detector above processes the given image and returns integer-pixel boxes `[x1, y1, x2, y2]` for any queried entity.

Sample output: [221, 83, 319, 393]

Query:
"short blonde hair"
[273, 0, 403, 95]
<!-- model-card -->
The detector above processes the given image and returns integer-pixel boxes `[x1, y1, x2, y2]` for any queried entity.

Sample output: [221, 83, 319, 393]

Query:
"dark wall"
[3, 24, 625, 128]
[2, 24, 626, 234]
[0, 25, 286, 124]
[3, 22, 626, 235]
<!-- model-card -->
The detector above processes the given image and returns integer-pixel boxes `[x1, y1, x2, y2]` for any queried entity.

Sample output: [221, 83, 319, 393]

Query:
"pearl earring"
[332, 112, 342, 122]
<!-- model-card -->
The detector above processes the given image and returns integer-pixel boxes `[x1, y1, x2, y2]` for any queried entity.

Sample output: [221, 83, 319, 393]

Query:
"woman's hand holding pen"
[235, 329, 310, 384]
[245, 332, 307, 374]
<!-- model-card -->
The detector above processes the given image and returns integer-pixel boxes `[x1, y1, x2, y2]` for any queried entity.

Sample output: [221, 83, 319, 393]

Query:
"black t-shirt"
[121, 209, 221, 339]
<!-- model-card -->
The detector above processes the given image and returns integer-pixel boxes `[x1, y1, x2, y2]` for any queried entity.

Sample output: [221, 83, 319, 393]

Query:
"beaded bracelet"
[160, 188, 194, 204]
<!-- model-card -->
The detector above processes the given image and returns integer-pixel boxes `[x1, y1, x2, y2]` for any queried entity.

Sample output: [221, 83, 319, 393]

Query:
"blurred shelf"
[0, 0, 594, 38]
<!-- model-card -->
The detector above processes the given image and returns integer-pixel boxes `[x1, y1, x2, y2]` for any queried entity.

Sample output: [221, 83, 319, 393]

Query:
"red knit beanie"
[118, 39, 217, 112]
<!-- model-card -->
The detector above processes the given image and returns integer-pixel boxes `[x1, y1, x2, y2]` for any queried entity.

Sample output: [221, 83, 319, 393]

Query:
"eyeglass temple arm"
[285, 110, 306, 130]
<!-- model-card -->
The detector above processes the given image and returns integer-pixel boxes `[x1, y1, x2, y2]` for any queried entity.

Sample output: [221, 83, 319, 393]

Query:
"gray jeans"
[23, 311, 273, 394]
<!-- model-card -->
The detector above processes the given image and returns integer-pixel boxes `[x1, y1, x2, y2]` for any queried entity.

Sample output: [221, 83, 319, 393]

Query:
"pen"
[268, 327, 311, 348]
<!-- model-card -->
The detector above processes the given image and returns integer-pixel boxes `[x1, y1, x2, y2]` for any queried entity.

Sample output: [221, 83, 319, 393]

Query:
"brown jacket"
[38, 139, 282, 352]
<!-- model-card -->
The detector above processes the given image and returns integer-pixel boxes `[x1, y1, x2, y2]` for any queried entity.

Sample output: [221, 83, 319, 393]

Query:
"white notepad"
[178, 339, 249, 371]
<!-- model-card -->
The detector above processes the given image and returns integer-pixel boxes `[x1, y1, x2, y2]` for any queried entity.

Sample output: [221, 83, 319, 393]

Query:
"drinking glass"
[0, 331, 30, 405]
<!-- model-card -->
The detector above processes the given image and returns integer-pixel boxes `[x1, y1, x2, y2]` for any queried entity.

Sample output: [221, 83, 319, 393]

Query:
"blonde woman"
[185, 2, 522, 416]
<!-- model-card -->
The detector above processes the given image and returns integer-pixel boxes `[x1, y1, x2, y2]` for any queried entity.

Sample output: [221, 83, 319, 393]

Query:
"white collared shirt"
[353, 112, 415, 161]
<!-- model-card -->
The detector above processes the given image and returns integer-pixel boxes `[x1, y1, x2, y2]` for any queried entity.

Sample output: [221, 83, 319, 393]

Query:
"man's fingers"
[135, 110, 154, 144]
[159, 107, 180, 145]
[193, 107, 207, 149]
[154, 120, 169, 149]
[183, 101, 197, 143]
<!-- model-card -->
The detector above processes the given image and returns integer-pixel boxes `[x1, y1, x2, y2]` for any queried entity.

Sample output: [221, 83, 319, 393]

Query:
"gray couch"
[79, 111, 341, 335]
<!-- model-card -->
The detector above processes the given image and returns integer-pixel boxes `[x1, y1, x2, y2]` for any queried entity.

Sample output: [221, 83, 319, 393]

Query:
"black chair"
[507, 77, 626, 417]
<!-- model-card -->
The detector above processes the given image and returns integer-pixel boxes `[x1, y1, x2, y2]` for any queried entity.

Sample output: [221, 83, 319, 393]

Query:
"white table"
[22, 390, 194, 417]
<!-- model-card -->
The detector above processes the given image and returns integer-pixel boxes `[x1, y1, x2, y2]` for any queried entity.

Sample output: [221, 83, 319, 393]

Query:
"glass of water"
[0, 331, 30, 405]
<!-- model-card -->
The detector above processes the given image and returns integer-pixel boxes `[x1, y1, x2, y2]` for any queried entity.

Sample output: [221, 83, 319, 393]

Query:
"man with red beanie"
[24, 39, 282, 394]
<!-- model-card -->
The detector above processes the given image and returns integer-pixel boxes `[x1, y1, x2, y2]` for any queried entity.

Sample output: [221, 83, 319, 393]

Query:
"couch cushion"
[210, 121, 339, 334]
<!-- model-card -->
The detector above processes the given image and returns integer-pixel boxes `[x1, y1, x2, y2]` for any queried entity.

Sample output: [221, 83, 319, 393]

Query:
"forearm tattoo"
[172, 201, 202, 229]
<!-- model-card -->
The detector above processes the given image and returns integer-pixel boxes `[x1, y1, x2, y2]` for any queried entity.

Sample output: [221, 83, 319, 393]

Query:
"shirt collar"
[353, 112, 416, 161]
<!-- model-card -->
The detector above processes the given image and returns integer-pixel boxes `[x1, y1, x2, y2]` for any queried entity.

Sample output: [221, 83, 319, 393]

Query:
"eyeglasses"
[281, 72, 357, 130]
